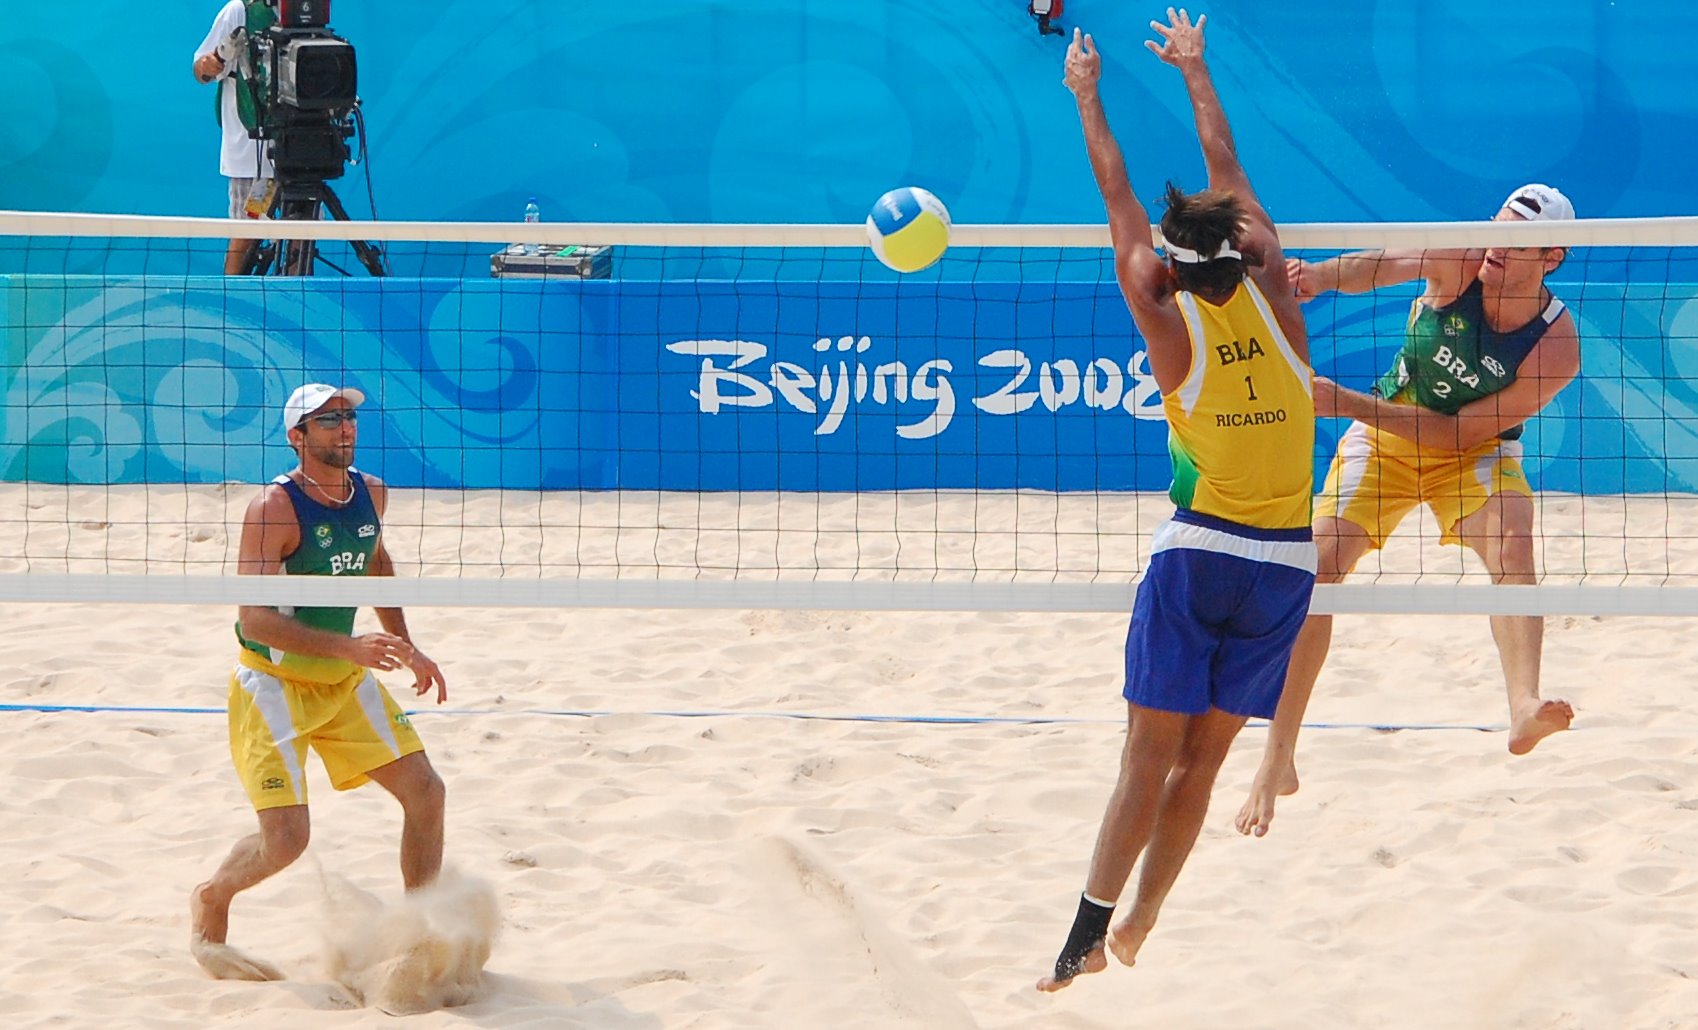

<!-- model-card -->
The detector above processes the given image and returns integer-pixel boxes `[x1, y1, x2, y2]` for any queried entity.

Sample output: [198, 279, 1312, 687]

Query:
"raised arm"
[1144, 10, 1311, 354]
[1067, 31, 1161, 275]
[1145, 12, 1260, 216]
[1065, 29, 1189, 388]
[1292, 248, 1485, 304]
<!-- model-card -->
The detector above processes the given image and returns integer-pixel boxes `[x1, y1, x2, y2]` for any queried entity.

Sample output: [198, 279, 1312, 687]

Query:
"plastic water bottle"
[522, 197, 541, 256]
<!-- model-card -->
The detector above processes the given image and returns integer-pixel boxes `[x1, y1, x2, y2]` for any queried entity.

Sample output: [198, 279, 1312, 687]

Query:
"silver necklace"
[299, 469, 353, 506]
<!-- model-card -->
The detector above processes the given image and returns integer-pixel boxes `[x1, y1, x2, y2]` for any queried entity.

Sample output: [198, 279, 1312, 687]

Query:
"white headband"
[1164, 241, 1243, 264]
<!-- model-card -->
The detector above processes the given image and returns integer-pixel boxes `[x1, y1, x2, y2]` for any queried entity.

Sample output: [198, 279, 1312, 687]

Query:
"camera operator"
[194, 1, 276, 274]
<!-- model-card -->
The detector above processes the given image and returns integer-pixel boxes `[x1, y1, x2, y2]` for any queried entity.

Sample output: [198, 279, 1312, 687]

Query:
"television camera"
[238, 0, 385, 276]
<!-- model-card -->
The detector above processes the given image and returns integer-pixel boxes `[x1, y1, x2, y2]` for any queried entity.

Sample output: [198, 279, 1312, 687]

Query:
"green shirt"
[1373, 279, 1566, 442]
[236, 470, 381, 683]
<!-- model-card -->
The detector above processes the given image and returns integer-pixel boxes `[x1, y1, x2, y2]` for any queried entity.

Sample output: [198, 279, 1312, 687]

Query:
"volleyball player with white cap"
[189, 384, 450, 980]
[1236, 184, 1583, 839]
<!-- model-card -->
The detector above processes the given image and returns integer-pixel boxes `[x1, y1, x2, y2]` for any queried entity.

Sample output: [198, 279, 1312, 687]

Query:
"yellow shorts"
[1315, 422, 1533, 548]
[228, 651, 425, 811]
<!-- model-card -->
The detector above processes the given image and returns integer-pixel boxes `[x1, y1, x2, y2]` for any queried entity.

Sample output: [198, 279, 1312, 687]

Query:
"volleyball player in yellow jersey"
[1038, 11, 1316, 992]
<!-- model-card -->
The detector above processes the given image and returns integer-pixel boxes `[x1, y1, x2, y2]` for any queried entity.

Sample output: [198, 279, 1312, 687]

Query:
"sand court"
[3, 489, 1698, 1025]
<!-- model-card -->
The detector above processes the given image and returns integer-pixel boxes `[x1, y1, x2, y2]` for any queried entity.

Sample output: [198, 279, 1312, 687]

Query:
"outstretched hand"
[1064, 28, 1102, 97]
[1145, 7, 1207, 68]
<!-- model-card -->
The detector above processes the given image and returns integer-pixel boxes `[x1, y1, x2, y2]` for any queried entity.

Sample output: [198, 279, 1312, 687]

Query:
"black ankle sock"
[1053, 894, 1114, 982]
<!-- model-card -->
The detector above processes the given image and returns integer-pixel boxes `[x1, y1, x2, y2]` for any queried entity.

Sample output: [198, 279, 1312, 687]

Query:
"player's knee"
[1310, 539, 1351, 580]
[406, 764, 447, 817]
[1118, 724, 1183, 780]
[261, 815, 311, 865]
[1312, 526, 1366, 581]
[1495, 528, 1536, 579]
[425, 768, 447, 813]
[1177, 735, 1235, 777]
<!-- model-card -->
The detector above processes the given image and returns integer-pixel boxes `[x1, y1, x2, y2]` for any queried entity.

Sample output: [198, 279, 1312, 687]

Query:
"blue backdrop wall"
[3, 2, 1696, 494]
[1, 1, 1693, 224]
[7, 275, 1697, 493]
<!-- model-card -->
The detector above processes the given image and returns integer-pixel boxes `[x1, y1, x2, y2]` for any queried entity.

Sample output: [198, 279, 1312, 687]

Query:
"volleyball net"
[3, 210, 1697, 615]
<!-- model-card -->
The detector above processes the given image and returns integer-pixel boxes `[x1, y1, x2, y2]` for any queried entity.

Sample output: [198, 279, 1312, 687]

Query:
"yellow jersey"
[1162, 278, 1314, 530]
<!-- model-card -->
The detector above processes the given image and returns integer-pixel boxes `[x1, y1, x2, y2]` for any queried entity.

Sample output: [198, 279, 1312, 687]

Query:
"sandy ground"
[2, 486, 1696, 1027]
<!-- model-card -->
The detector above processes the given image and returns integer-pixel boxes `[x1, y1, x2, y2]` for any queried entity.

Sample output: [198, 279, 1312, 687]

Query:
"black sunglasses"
[299, 409, 359, 429]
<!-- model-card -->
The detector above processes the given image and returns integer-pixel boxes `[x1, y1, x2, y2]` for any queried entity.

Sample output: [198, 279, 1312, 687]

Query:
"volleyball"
[866, 187, 952, 273]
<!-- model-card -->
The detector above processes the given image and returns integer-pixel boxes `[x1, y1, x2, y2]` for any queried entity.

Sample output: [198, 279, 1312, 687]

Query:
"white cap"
[1502, 183, 1575, 222]
[283, 383, 366, 433]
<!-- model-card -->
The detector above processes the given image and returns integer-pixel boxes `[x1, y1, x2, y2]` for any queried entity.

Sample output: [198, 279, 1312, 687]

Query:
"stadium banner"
[4, 276, 1694, 493]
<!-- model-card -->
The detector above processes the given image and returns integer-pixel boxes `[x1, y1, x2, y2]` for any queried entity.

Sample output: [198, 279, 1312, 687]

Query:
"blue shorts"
[1123, 509, 1317, 720]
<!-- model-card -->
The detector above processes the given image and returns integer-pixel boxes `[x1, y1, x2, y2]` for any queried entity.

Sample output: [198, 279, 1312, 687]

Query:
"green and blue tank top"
[1372, 278, 1565, 442]
[235, 469, 381, 683]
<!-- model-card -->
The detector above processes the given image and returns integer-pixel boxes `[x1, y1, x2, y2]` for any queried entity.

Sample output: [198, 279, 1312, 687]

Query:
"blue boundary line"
[0, 702, 1504, 732]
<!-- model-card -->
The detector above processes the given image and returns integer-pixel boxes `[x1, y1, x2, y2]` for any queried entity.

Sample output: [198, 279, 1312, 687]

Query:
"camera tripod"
[242, 178, 387, 277]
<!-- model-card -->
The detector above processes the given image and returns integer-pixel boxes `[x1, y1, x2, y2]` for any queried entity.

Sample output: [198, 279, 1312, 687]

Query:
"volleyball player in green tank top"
[1235, 186, 1583, 839]
[189, 385, 451, 981]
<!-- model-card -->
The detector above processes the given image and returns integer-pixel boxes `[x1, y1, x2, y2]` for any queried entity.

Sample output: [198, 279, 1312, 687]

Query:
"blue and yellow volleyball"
[866, 187, 952, 273]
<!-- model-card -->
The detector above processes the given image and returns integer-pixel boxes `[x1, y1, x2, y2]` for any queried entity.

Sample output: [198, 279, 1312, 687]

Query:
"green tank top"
[1372, 279, 1565, 443]
[235, 470, 381, 683]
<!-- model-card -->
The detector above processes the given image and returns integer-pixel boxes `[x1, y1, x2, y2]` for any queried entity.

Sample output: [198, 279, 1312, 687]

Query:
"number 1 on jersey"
[1244, 375, 1258, 402]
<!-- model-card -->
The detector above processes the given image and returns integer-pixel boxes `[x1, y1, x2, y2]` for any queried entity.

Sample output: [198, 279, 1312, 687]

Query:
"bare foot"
[190, 881, 283, 981]
[1508, 698, 1574, 755]
[190, 938, 286, 981]
[1233, 762, 1299, 837]
[1034, 943, 1106, 992]
[1106, 918, 1153, 968]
